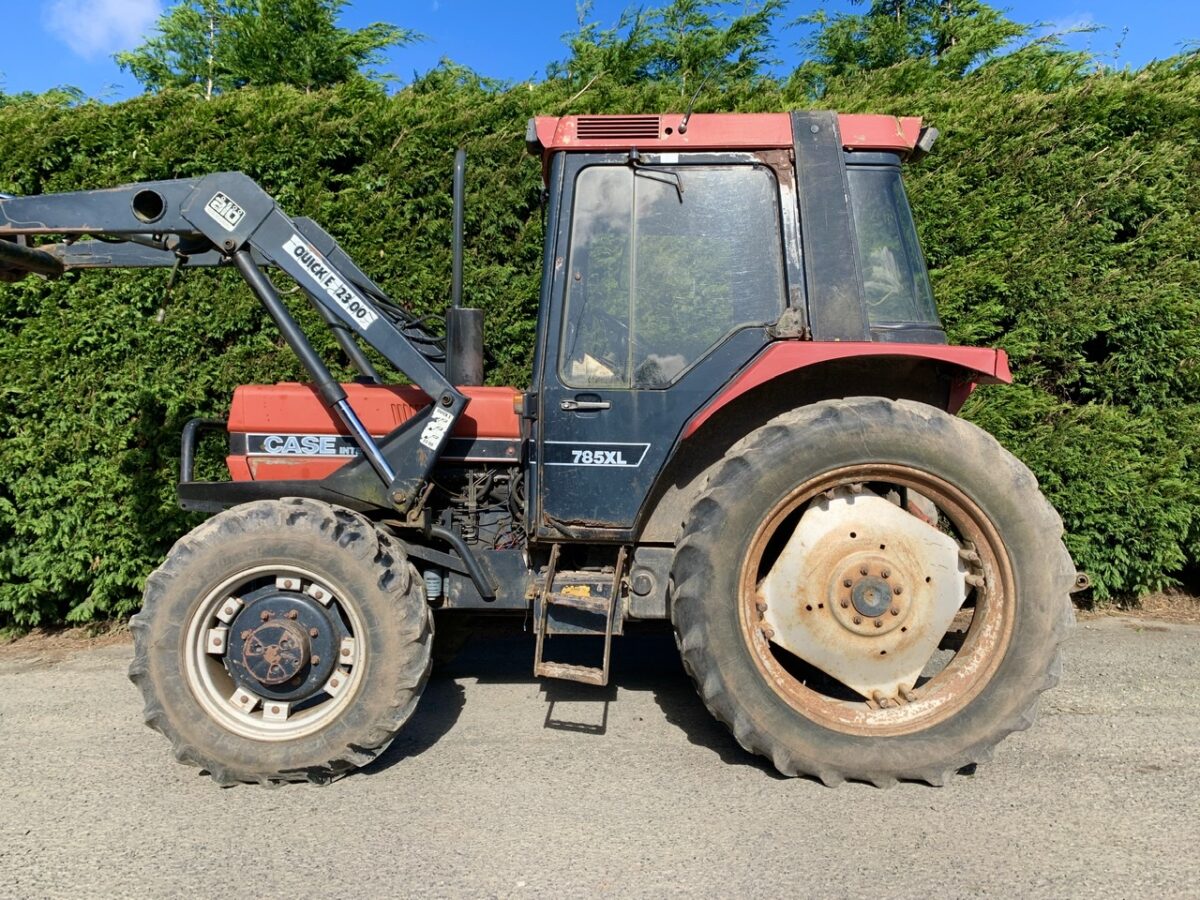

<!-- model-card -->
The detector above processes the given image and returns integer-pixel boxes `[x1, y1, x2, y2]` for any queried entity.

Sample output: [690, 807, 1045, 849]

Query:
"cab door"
[535, 153, 795, 540]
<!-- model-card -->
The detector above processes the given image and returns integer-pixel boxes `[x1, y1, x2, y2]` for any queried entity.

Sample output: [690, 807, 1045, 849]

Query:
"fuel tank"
[225, 383, 522, 481]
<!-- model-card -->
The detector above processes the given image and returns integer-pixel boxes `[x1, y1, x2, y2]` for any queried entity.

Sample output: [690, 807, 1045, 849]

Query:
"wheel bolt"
[859, 566, 868, 576]
[260, 611, 271, 621]
[341, 647, 350, 657]
[311, 655, 321, 666]
[852, 616, 862, 625]
[840, 600, 849, 608]
[843, 579, 852, 588]
[309, 627, 319, 638]
[223, 606, 233, 617]
[287, 609, 299, 620]
[894, 586, 903, 595]
[271, 706, 280, 714]
[881, 569, 891, 579]
[755, 601, 768, 613]
[890, 607, 900, 616]
[874, 619, 883, 628]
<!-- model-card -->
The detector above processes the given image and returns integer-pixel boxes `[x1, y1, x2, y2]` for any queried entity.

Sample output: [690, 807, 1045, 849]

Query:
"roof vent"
[576, 115, 662, 140]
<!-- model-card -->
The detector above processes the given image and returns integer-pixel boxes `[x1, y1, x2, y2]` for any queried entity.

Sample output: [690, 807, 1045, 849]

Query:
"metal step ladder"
[533, 544, 627, 686]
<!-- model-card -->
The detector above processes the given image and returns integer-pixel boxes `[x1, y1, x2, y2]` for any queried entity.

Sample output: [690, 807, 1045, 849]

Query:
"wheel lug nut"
[859, 566, 868, 576]
[881, 569, 890, 579]
[287, 609, 299, 620]
[840, 600, 849, 608]
[843, 579, 852, 588]
[852, 615, 862, 625]
[890, 607, 900, 616]
[341, 647, 350, 657]
[874, 619, 883, 628]
[311, 655, 321, 666]
[309, 627, 319, 638]
[260, 611, 271, 621]
[894, 586, 903, 595]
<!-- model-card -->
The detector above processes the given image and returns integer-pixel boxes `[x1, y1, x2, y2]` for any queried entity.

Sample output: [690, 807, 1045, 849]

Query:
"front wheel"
[129, 498, 431, 785]
[670, 398, 1075, 786]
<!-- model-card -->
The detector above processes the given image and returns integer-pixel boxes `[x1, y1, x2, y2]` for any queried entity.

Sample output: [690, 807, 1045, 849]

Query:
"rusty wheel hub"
[242, 618, 310, 685]
[832, 555, 909, 636]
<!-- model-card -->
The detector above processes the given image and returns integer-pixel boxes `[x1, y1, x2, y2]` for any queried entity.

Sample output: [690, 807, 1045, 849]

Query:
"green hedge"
[1, 54, 1197, 625]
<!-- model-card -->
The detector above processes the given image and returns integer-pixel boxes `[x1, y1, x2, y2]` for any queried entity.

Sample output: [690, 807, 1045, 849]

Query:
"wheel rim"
[739, 464, 1016, 737]
[183, 564, 366, 741]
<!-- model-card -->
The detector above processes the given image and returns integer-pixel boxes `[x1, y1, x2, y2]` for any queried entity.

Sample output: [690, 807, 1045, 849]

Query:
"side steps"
[533, 545, 627, 686]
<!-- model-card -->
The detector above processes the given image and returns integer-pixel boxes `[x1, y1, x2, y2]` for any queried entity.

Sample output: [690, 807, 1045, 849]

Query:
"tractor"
[0, 111, 1077, 786]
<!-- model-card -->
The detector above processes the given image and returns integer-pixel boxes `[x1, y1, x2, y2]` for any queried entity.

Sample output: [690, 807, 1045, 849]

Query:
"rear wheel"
[129, 498, 431, 785]
[670, 398, 1075, 786]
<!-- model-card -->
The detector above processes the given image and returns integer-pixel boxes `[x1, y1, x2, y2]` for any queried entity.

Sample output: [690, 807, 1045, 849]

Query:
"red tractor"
[0, 111, 1076, 786]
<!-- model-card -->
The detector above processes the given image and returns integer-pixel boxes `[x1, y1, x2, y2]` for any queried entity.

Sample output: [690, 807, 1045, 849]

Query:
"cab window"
[561, 164, 785, 389]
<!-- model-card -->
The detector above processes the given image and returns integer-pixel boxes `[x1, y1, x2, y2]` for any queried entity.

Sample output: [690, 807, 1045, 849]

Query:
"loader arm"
[0, 172, 465, 513]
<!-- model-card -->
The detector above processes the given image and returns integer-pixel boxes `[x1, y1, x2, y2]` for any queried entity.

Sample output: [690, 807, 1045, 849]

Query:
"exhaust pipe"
[445, 148, 484, 386]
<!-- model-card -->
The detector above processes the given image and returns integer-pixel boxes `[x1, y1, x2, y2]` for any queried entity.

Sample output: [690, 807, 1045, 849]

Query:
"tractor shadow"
[366, 619, 781, 779]
[361, 676, 467, 774]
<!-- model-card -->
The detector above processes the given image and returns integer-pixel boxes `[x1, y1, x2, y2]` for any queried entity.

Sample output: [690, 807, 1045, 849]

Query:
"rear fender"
[683, 342, 1011, 438]
[635, 342, 1012, 544]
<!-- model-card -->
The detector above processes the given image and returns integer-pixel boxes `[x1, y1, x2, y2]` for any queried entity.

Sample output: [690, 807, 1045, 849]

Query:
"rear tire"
[129, 498, 431, 785]
[670, 398, 1075, 786]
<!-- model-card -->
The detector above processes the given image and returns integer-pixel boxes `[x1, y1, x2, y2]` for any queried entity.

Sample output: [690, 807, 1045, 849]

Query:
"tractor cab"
[524, 112, 958, 541]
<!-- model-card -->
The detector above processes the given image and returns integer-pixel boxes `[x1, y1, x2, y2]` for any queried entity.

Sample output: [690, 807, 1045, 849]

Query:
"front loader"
[0, 111, 1077, 786]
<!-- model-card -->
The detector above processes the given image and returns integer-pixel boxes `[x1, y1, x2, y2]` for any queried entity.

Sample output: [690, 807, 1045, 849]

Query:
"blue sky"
[1, 1, 1196, 101]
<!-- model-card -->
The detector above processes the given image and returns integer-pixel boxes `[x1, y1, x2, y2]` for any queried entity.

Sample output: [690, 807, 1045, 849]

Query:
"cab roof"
[527, 112, 923, 170]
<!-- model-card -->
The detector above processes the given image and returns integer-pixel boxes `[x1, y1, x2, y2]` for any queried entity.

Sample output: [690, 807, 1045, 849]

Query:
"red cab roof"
[529, 112, 922, 166]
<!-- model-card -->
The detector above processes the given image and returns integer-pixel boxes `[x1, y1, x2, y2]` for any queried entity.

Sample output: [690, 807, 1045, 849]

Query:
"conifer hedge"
[1, 51, 1197, 626]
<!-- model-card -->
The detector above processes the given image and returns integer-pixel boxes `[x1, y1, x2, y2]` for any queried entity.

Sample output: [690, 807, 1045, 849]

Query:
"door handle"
[560, 398, 611, 411]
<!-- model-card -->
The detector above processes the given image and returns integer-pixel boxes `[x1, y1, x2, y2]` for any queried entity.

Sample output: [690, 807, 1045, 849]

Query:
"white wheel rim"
[183, 564, 367, 742]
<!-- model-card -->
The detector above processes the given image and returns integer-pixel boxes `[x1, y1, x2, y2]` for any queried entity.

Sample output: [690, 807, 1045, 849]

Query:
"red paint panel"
[838, 114, 923, 153]
[228, 383, 521, 439]
[225, 383, 521, 482]
[532, 113, 921, 163]
[245, 458, 346, 481]
[682, 342, 1012, 438]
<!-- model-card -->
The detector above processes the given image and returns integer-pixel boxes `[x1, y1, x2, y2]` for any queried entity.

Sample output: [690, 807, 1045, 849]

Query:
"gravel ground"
[0, 614, 1197, 898]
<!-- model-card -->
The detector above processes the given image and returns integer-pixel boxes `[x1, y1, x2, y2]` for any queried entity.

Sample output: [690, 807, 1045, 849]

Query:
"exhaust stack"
[445, 149, 484, 386]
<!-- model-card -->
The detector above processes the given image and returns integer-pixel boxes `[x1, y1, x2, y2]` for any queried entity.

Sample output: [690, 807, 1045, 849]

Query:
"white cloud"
[43, 0, 163, 60]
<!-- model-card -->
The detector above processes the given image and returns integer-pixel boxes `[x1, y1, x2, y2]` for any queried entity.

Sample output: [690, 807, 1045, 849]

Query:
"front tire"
[670, 398, 1075, 786]
[129, 498, 431, 785]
